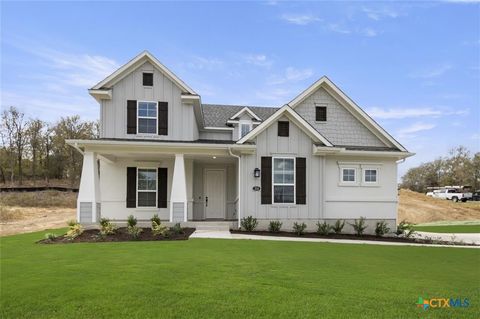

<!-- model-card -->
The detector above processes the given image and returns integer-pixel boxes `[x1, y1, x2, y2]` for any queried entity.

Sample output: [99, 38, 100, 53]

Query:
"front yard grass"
[413, 224, 480, 233]
[1, 229, 479, 319]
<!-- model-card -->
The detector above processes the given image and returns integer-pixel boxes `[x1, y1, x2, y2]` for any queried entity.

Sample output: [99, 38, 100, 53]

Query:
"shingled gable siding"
[100, 61, 198, 140]
[295, 87, 387, 147]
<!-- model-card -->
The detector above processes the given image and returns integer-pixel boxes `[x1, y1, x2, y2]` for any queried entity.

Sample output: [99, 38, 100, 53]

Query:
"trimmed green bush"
[241, 216, 258, 232]
[170, 223, 184, 235]
[316, 221, 331, 236]
[99, 218, 116, 236]
[127, 225, 142, 239]
[65, 221, 84, 240]
[127, 215, 137, 228]
[44, 233, 57, 241]
[396, 220, 415, 238]
[293, 222, 307, 236]
[152, 221, 169, 237]
[268, 220, 282, 233]
[375, 221, 390, 237]
[350, 217, 367, 236]
[331, 219, 345, 234]
[150, 214, 161, 227]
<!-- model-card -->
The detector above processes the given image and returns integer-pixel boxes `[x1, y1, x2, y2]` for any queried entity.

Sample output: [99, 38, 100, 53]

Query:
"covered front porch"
[69, 139, 255, 226]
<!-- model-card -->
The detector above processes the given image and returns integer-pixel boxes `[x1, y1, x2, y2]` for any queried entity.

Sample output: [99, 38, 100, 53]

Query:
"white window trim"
[340, 167, 358, 186]
[314, 103, 328, 124]
[238, 120, 252, 140]
[137, 167, 157, 208]
[361, 165, 380, 187]
[137, 101, 158, 135]
[272, 156, 296, 204]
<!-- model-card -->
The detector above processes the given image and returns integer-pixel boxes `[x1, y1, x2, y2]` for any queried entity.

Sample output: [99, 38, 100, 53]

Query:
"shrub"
[127, 215, 137, 228]
[170, 223, 184, 235]
[150, 214, 161, 227]
[350, 217, 367, 236]
[316, 221, 331, 236]
[67, 220, 77, 227]
[395, 220, 415, 238]
[241, 216, 258, 232]
[65, 221, 84, 239]
[44, 233, 57, 241]
[152, 221, 169, 237]
[268, 220, 282, 233]
[99, 218, 116, 236]
[293, 222, 307, 236]
[331, 219, 345, 234]
[127, 225, 143, 239]
[375, 221, 390, 237]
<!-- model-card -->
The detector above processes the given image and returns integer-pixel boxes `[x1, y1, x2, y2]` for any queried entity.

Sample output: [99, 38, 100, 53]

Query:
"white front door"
[204, 169, 226, 219]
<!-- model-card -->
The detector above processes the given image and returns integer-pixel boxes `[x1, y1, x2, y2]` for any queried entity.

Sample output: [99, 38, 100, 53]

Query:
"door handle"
[205, 196, 208, 207]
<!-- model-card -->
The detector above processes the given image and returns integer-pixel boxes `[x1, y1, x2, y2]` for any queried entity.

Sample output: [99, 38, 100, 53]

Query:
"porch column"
[77, 151, 100, 224]
[170, 153, 187, 222]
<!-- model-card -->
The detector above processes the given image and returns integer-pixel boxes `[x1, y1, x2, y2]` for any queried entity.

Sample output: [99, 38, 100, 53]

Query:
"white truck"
[433, 188, 473, 202]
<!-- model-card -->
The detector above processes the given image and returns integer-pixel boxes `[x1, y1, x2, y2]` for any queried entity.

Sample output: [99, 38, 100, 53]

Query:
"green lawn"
[1, 230, 479, 319]
[413, 225, 480, 233]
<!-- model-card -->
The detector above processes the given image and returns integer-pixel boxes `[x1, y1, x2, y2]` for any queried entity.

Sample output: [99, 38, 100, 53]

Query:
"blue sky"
[1, 1, 479, 179]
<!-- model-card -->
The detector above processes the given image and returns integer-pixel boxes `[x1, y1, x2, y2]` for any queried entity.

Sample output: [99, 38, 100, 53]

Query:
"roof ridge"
[202, 103, 279, 109]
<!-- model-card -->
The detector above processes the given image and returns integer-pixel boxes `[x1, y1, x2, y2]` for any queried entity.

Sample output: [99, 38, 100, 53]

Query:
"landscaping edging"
[38, 227, 195, 244]
[230, 230, 478, 246]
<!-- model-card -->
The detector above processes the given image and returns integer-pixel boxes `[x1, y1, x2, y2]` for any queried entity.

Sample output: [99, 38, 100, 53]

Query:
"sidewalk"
[190, 230, 480, 249]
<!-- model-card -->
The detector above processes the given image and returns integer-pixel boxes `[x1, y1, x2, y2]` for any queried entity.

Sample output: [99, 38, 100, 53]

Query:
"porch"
[71, 139, 254, 226]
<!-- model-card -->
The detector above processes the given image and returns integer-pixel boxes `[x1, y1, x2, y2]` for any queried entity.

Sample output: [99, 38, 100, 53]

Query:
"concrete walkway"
[190, 230, 480, 249]
[414, 231, 480, 245]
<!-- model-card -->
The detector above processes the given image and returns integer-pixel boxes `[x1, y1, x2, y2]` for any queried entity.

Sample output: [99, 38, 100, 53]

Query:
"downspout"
[228, 147, 241, 229]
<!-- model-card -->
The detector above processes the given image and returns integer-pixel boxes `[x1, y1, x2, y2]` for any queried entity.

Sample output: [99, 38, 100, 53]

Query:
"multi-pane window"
[273, 158, 295, 203]
[342, 168, 356, 182]
[138, 101, 157, 134]
[316, 106, 327, 121]
[137, 168, 156, 207]
[240, 123, 251, 138]
[143, 73, 153, 86]
[364, 169, 377, 183]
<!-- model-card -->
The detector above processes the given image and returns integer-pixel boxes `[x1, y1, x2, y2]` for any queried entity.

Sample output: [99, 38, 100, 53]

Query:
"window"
[137, 168, 156, 207]
[273, 158, 295, 203]
[316, 106, 327, 121]
[240, 123, 252, 138]
[137, 101, 157, 134]
[364, 169, 377, 183]
[342, 168, 356, 182]
[143, 73, 153, 86]
[278, 121, 289, 137]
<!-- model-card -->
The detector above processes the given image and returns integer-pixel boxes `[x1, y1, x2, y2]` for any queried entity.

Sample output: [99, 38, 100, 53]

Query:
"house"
[67, 51, 413, 233]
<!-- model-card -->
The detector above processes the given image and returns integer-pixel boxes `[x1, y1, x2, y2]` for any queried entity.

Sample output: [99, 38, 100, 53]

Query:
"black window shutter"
[278, 121, 289, 137]
[157, 168, 168, 208]
[261, 157, 272, 204]
[126, 167, 137, 208]
[158, 102, 168, 135]
[127, 100, 137, 134]
[296, 157, 306, 205]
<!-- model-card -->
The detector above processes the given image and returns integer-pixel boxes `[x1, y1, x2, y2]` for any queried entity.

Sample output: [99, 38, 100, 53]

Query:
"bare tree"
[26, 119, 45, 183]
[1, 107, 22, 184]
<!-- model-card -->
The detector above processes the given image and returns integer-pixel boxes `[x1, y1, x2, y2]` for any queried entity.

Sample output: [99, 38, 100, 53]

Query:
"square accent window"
[316, 106, 327, 121]
[278, 121, 289, 137]
[137, 168, 156, 207]
[137, 101, 157, 134]
[143, 73, 153, 86]
[240, 123, 251, 138]
[273, 158, 295, 203]
[342, 168, 356, 182]
[364, 169, 377, 183]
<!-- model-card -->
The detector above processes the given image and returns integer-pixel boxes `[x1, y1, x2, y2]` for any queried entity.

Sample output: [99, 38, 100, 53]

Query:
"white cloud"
[280, 14, 321, 25]
[243, 54, 273, 67]
[397, 122, 436, 138]
[268, 67, 314, 85]
[184, 56, 224, 70]
[410, 64, 453, 79]
[360, 27, 378, 37]
[367, 107, 468, 119]
[471, 133, 480, 140]
[326, 23, 351, 34]
[362, 7, 399, 20]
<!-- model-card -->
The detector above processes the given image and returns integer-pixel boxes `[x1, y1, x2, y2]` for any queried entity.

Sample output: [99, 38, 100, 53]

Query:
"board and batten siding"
[100, 61, 198, 141]
[240, 116, 324, 221]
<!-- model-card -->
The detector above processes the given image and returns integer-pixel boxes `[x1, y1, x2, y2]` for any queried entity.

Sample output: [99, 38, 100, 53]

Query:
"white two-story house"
[67, 51, 413, 233]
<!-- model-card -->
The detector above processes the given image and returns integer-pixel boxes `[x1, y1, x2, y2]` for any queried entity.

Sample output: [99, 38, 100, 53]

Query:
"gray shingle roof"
[202, 104, 279, 127]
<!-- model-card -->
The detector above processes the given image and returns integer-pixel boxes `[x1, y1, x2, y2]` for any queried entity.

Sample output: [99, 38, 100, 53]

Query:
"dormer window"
[143, 73, 153, 86]
[137, 101, 157, 134]
[239, 121, 252, 139]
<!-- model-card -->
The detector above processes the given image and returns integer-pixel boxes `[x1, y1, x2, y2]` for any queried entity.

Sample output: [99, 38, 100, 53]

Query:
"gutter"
[228, 147, 241, 229]
[71, 142, 84, 155]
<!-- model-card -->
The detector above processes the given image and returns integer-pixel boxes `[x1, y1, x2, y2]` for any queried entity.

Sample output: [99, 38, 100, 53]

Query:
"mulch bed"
[230, 230, 478, 246]
[38, 227, 195, 244]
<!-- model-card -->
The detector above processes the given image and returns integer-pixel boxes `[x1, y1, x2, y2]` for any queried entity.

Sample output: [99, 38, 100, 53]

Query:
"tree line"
[401, 146, 480, 193]
[0, 106, 98, 186]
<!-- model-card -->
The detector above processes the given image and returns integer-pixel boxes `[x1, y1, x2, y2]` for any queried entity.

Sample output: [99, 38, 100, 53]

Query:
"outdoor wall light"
[254, 168, 261, 178]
